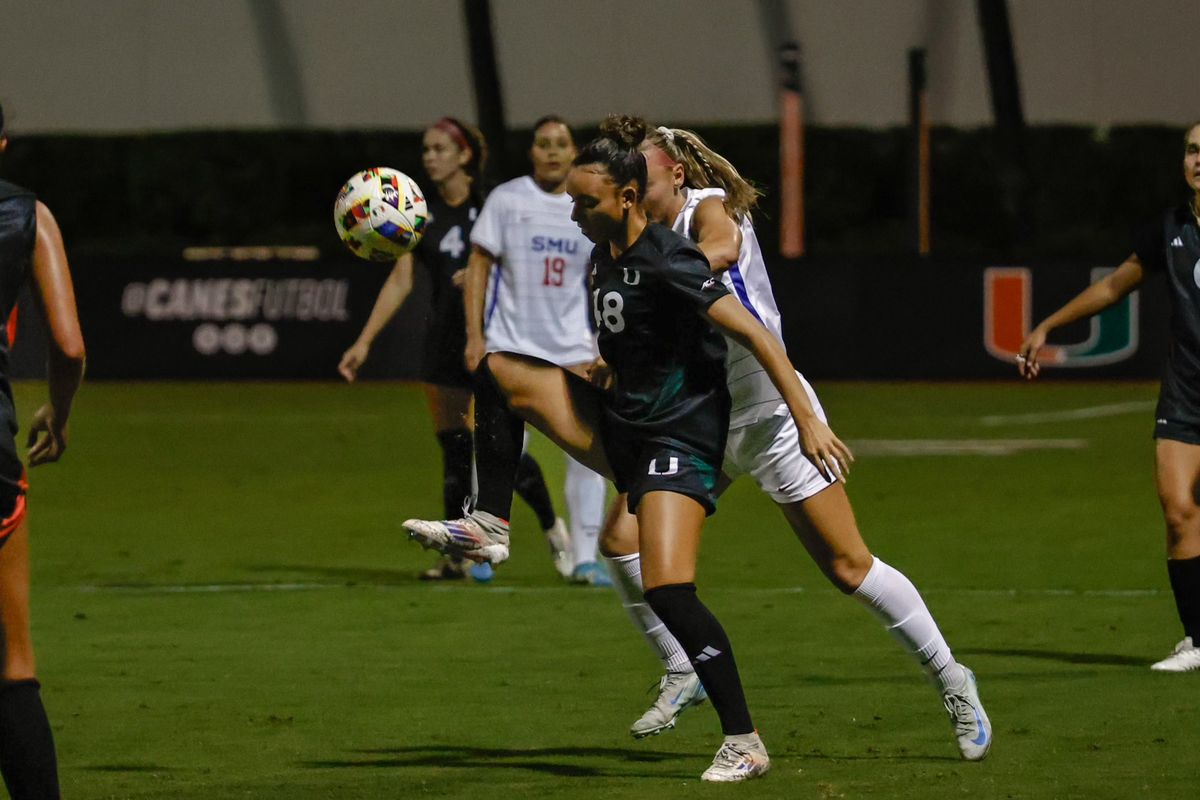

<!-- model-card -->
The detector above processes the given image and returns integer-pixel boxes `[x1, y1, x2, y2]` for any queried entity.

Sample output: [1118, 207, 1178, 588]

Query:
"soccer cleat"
[469, 561, 494, 583]
[630, 671, 708, 739]
[700, 733, 771, 782]
[418, 556, 466, 581]
[544, 517, 574, 579]
[942, 665, 992, 761]
[1150, 637, 1200, 672]
[569, 561, 612, 588]
[403, 514, 510, 565]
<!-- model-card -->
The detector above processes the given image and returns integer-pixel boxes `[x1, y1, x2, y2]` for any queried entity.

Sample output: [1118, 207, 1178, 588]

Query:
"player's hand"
[464, 336, 486, 374]
[338, 341, 370, 382]
[1017, 327, 1046, 379]
[796, 416, 854, 483]
[586, 357, 613, 390]
[450, 269, 468, 289]
[27, 404, 67, 467]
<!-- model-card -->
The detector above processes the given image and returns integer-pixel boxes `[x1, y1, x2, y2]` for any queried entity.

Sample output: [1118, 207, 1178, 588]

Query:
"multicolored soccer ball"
[333, 168, 429, 261]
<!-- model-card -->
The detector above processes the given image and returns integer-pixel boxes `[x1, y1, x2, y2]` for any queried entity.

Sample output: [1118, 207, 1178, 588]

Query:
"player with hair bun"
[340, 118, 570, 582]
[407, 115, 854, 781]
[0, 100, 87, 798]
[599, 119, 992, 762]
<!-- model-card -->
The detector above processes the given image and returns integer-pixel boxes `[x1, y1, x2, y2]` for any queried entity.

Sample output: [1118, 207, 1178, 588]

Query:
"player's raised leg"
[404, 353, 611, 563]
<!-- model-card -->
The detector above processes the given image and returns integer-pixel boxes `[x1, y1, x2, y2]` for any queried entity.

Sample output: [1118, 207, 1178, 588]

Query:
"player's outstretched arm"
[339, 253, 414, 381]
[690, 197, 741, 272]
[706, 294, 852, 482]
[1018, 256, 1144, 379]
[28, 201, 85, 466]
[462, 245, 495, 373]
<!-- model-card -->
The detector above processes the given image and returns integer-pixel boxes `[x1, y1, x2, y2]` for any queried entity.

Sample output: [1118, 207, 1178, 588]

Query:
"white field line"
[980, 401, 1155, 427]
[74, 583, 1160, 598]
[847, 438, 1087, 456]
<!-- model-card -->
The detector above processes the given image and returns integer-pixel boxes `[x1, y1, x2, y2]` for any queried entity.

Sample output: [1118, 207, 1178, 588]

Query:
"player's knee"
[599, 507, 638, 557]
[1161, 496, 1200, 544]
[827, 550, 874, 594]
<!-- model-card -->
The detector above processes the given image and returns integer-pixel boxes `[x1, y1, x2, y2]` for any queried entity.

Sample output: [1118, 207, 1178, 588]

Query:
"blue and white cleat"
[942, 664, 992, 761]
[630, 670, 708, 738]
[570, 561, 612, 588]
[700, 732, 770, 782]
[403, 514, 510, 565]
[469, 561, 494, 583]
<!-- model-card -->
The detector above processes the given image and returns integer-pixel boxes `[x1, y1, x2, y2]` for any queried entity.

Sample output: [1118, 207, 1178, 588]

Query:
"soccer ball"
[333, 168, 429, 261]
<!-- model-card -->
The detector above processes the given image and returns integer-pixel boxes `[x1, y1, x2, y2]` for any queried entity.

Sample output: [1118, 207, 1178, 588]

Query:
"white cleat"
[942, 664, 992, 761]
[543, 517, 573, 579]
[1150, 637, 1200, 672]
[700, 733, 770, 782]
[630, 671, 707, 739]
[402, 515, 510, 565]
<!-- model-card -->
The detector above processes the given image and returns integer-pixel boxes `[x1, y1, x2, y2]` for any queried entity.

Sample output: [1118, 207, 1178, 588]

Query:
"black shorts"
[602, 423, 722, 516]
[420, 316, 472, 390]
[1154, 417, 1200, 446]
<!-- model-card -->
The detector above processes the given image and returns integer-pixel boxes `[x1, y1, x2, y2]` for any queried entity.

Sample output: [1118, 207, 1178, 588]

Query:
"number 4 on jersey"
[438, 225, 465, 260]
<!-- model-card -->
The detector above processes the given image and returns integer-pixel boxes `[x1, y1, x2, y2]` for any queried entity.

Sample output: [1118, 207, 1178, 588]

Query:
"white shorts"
[722, 375, 834, 504]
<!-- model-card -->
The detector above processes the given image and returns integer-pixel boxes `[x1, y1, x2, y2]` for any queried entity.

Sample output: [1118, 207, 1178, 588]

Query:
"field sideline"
[12, 380, 1193, 799]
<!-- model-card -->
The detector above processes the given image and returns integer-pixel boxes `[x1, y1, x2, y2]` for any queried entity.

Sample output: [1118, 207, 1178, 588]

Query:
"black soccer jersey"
[1135, 205, 1200, 426]
[414, 194, 479, 316]
[0, 180, 35, 489]
[589, 223, 731, 459]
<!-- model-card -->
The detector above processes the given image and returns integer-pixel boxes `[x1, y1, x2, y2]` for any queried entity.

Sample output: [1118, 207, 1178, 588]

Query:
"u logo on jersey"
[623, 268, 641, 286]
[648, 457, 679, 477]
[983, 267, 1138, 367]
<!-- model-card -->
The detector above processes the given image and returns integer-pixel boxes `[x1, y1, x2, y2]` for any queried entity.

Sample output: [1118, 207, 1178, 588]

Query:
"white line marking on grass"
[980, 401, 1155, 426]
[79, 582, 337, 594]
[847, 439, 1087, 456]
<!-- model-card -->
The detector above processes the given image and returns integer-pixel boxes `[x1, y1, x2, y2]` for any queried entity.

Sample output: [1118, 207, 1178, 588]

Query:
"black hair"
[573, 114, 648, 196]
[531, 115, 575, 145]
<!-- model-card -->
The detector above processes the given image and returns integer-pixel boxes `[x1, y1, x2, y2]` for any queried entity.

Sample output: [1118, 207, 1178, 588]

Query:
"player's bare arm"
[690, 196, 741, 271]
[1018, 256, 1145, 378]
[705, 294, 852, 482]
[29, 201, 85, 467]
[339, 253, 415, 381]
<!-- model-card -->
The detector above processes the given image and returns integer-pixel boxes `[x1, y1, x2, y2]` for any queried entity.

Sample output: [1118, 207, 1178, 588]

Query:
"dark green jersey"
[589, 223, 731, 458]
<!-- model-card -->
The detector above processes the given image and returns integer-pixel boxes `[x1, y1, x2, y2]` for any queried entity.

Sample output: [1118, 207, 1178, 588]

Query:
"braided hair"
[644, 125, 761, 221]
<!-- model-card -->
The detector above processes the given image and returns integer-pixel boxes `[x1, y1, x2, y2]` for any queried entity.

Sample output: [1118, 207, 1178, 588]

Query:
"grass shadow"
[957, 647, 1148, 667]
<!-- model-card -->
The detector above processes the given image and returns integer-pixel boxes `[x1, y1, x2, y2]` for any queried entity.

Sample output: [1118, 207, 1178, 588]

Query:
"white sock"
[853, 556, 962, 692]
[565, 456, 606, 567]
[606, 552, 692, 674]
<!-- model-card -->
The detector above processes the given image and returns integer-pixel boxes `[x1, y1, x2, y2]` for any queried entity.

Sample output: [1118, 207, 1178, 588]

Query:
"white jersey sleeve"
[672, 187, 790, 429]
[475, 177, 598, 367]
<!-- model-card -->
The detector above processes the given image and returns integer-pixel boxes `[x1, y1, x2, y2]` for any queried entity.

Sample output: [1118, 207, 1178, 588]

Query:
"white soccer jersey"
[672, 187, 788, 429]
[471, 176, 597, 367]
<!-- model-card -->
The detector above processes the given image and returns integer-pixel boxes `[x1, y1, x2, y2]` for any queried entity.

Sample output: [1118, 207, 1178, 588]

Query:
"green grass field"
[12, 379, 1195, 799]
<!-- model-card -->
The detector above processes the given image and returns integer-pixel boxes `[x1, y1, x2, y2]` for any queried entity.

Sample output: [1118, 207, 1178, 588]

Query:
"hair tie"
[656, 126, 676, 146]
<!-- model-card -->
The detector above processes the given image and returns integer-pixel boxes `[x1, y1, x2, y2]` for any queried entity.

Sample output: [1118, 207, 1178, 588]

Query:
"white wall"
[2, 0, 1196, 133]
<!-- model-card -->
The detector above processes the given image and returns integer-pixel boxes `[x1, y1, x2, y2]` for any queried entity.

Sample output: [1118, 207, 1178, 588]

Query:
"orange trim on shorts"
[0, 471, 28, 542]
[5, 307, 16, 349]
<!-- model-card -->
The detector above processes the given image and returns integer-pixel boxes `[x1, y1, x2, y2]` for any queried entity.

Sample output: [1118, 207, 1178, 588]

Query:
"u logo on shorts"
[648, 457, 679, 476]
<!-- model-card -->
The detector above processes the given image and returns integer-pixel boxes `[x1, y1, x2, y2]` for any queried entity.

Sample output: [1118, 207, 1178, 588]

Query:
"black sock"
[435, 428, 474, 520]
[514, 453, 557, 531]
[0, 679, 59, 800]
[644, 583, 754, 735]
[472, 359, 524, 521]
[1167, 555, 1200, 642]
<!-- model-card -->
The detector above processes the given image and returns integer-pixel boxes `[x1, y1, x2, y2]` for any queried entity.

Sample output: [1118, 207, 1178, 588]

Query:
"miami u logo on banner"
[983, 267, 1138, 367]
